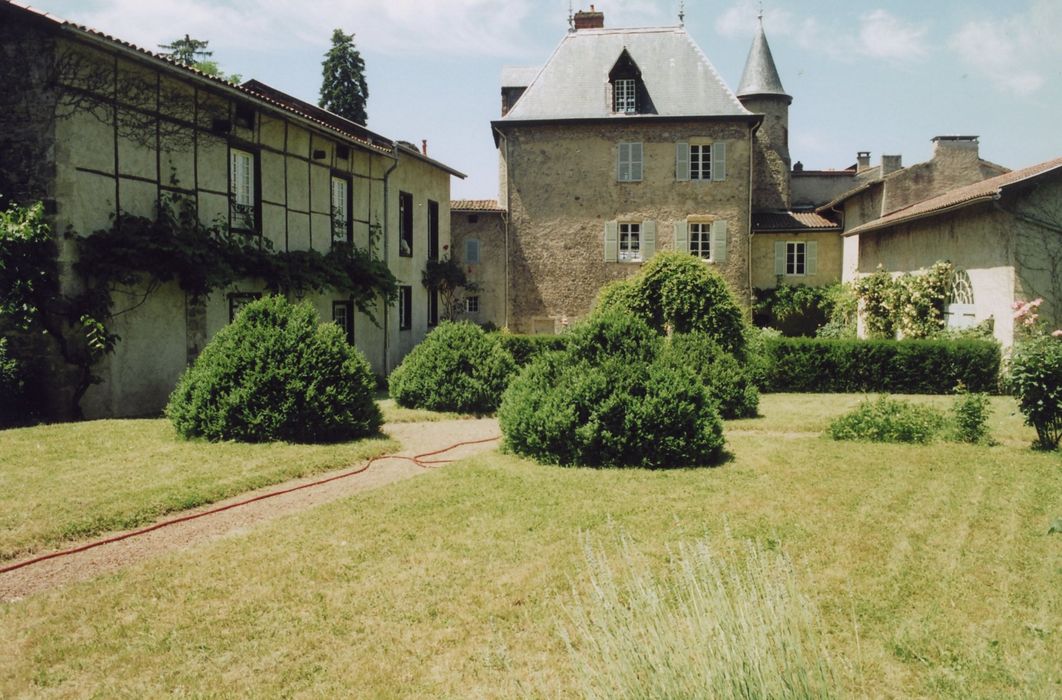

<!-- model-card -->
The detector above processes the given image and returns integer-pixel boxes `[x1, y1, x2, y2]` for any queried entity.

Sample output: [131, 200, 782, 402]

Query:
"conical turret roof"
[737, 20, 789, 99]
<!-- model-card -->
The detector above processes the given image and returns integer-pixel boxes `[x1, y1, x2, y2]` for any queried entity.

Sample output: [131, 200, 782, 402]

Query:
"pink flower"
[1053, 329, 1062, 338]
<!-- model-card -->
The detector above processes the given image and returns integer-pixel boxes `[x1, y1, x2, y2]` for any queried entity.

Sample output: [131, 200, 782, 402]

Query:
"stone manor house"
[451, 7, 1062, 345]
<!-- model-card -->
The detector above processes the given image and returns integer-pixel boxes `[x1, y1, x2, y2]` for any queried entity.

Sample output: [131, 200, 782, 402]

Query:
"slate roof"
[501, 26, 751, 121]
[451, 199, 505, 212]
[752, 211, 840, 232]
[501, 66, 541, 89]
[845, 156, 1062, 237]
[736, 22, 789, 99]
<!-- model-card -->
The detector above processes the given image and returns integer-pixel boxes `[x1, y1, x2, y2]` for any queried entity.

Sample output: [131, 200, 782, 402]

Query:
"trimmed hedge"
[167, 296, 381, 443]
[762, 337, 1001, 394]
[389, 321, 516, 413]
[495, 333, 569, 367]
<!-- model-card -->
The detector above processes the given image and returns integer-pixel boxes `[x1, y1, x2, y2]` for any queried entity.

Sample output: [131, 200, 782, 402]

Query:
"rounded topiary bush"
[1009, 335, 1062, 450]
[166, 295, 381, 443]
[388, 321, 516, 413]
[596, 252, 748, 357]
[499, 313, 725, 468]
[662, 333, 759, 419]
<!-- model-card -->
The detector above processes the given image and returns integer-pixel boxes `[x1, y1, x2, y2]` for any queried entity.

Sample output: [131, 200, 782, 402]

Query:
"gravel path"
[0, 418, 500, 602]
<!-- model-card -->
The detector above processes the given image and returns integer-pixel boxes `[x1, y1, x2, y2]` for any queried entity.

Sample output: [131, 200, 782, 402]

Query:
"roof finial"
[568, 0, 575, 32]
[758, 1, 765, 23]
[678, 0, 686, 26]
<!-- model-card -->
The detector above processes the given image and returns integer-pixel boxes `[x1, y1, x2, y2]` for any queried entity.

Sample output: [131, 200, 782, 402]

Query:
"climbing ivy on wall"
[0, 195, 397, 419]
[854, 261, 954, 340]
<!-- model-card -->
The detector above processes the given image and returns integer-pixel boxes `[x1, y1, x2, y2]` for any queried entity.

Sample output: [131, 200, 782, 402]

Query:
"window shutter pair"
[617, 142, 643, 181]
[774, 241, 818, 275]
[230, 150, 254, 206]
[675, 142, 726, 181]
[604, 220, 655, 262]
[674, 220, 727, 262]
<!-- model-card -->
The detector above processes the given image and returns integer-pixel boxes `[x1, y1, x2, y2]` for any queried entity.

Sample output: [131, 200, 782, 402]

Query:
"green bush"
[763, 337, 1000, 394]
[595, 252, 748, 357]
[950, 390, 992, 444]
[388, 321, 516, 413]
[494, 332, 568, 367]
[499, 314, 725, 468]
[0, 337, 24, 428]
[662, 333, 759, 418]
[828, 396, 947, 444]
[753, 284, 840, 337]
[1008, 336, 1062, 450]
[167, 296, 380, 443]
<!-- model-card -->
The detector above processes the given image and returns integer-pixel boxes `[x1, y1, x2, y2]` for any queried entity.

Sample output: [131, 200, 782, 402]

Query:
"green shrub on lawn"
[388, 321, 516, 413]
[167, 295, 380, 443]
[494, 332, 568, 367]
[828, 396, 947, 444]
[763, 337, 1000, 394]
[662, 333, 759, 419]
[595, 252, 748, 357]
[499, 312, 725, 468]
[1008, 335, 1062, 450]
[951, 390, 992, 444]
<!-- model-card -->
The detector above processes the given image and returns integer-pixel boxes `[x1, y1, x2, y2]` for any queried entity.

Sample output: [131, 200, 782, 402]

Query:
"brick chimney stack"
[574, 5, 605, 30]
[856, 151, 871, 173]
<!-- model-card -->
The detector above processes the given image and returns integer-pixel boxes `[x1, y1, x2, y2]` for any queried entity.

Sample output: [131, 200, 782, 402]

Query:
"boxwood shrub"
[166, 296, 381, 443]
[762, 337, 1000, 393]
[495, 332, 569, 367]
[661, 333, 759, 419]
[389, 321, 516, 413]
[498, 311, 725, 468]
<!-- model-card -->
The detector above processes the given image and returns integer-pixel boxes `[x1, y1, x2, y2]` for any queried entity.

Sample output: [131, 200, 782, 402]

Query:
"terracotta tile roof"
[846, 156, 1062, 237]
[752, 211, 841, 232]
[451, 199, 505, 212]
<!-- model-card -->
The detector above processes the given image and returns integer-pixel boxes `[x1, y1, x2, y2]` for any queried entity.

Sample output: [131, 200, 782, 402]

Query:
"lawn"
[0, 420, 396, 562]
[1, 395, 1059, 698]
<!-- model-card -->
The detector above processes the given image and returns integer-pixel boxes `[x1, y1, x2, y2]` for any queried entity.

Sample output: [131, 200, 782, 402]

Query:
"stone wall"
[740, 95, 790, 211]
[499, 119, 755, 333]
[451, 210, 507, 328]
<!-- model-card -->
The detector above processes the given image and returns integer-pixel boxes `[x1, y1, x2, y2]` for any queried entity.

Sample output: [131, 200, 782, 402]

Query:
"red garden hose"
[0, 435, 500, 576]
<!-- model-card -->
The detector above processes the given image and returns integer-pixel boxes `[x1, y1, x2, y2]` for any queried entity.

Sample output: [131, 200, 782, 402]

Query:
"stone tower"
[737, 18, 792, 211]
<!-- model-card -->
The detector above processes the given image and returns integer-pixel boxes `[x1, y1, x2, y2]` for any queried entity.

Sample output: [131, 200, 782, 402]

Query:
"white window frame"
[465, 295, 480, 313]
[617, 142, 643, 182]
[786, 241, 807, 276]
[398, 286, 412, 331]
[465, 238, 481, 264]
[614, 78, 636, 113]
[619, 223, 641, 262]
[690, 222, 711, 260]
[230, 147, 255, 230]
[690, 143, 712, 181]
[332, 300, 354, 343]
[331, 175, 350, 244]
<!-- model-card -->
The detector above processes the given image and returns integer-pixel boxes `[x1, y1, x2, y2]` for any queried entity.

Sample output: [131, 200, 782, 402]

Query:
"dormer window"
[608, 49, 654, 115]
[614, 78, 636, 113]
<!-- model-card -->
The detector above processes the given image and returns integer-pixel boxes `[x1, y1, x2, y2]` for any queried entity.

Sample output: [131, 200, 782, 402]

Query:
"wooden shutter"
[604, 221, 618, 262]
[641, 220, 656, 260]
[674, 220, 689, 253]
[711, 220, 728, 263]
[806, 241, 818, 276]
[630, 143, 643, 181]
[617, 143, 630, 181]
[712, 141, 727, 181]
[676, 142, 690, 181]
[775, 241, 786, 275]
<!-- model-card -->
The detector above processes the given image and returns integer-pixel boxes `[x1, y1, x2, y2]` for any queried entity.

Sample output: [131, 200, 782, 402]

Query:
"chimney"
[931, 135, 979, 162]
[881, 154, 902, 175]
[856, 151, 871, 173]
[421, 139, 428, 156]
[574, 5, 605, 30]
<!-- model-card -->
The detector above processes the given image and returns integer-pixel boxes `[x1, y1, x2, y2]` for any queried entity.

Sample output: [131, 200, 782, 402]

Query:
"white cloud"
[715, 2, 928, 64]
[64, 0, 541, 59]
[950, 0, 1062, 97]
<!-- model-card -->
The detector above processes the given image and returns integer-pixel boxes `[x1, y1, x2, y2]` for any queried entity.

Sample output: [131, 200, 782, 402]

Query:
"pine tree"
[319, 29, 368, 125]
[159, 35, 212, 66]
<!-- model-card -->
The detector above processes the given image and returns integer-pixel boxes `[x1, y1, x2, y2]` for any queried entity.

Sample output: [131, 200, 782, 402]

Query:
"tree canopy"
[159, 36, 241, 84]
[319, 29, 369, 125]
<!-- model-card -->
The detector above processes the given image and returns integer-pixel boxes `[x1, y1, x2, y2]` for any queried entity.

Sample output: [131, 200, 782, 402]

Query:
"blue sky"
[34, 0, 1062, 200]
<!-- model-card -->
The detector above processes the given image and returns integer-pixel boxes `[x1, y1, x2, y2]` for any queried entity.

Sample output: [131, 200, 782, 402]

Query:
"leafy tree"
[319, 29, 369, 124]
[423, 256, 479, 322]
[159, 35, 241, 84]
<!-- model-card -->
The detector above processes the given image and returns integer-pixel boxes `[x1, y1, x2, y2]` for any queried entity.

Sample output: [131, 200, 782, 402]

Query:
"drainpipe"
[381, 143, 400, 374]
